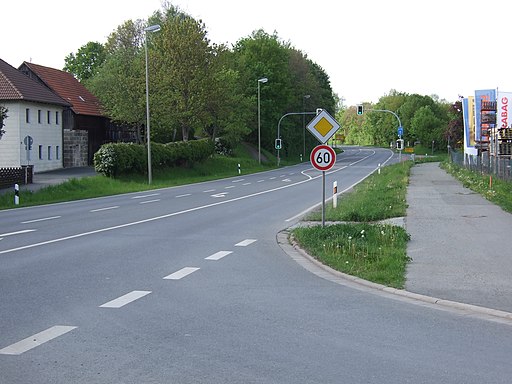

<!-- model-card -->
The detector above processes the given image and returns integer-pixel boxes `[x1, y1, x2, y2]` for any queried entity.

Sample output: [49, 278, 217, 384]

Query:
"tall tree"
[64, 41, 106, 82]
[86, 20, 146, 142]
[151, 5, 214, 141]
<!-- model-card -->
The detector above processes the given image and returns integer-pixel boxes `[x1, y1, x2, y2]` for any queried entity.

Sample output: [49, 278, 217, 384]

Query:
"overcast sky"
[2, 0, 510, 106]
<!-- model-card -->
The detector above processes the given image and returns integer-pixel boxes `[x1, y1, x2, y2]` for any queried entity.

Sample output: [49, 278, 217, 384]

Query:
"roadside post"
[14, 183, 19, 205]
[306, 109, 340, 227]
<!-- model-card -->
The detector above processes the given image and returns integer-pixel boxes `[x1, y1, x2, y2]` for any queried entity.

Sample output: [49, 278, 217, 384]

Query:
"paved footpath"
[405, 162, 512, 313]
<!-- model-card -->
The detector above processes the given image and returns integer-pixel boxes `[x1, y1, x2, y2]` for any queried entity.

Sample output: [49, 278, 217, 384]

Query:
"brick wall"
[63, 130, 88, 167]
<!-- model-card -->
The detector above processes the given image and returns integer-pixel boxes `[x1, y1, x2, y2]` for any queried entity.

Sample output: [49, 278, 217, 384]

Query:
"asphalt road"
[1, 147, 511, 384]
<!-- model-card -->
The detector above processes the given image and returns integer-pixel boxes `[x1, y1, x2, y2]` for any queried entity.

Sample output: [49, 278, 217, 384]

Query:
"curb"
[277, 230, 512, 325]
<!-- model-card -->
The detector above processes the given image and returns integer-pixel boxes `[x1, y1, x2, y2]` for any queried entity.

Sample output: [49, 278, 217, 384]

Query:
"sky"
[2, 0, 511, 106]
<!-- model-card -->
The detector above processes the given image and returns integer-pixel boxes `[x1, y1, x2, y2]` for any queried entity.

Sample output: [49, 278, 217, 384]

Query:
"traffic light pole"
[276, 111, 317, 166]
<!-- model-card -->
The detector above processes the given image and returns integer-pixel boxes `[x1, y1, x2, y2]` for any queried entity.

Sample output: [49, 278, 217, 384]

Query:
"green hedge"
[94, 139, 215, 177]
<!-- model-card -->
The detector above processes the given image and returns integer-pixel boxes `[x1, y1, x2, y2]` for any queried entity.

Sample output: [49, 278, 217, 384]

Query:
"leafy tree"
[150, 5, 215, 141]
[86, 20, 146, 143]
[410, 105, 444, 147]
[0, 106, 7, 139]
[64, 41, 106, 81]
[444, 100, 463, 149]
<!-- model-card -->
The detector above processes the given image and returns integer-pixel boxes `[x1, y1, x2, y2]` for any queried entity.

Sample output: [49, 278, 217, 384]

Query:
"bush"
[94, 139, 215, 177]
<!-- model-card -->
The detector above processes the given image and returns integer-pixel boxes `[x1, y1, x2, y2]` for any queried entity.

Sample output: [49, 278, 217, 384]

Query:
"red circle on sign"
[310, 145, 336, 171]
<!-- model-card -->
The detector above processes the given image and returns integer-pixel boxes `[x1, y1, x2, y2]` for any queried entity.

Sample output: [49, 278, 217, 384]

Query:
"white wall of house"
[0, 101, 64, 172]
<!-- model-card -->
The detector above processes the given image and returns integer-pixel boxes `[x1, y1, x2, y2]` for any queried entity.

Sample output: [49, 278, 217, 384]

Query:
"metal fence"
[450, 150, 512, 181]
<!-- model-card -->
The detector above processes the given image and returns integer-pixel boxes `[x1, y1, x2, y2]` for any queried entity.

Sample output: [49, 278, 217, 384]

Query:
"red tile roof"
[21, 62, 104, 117]
[0, 58, 70, 106]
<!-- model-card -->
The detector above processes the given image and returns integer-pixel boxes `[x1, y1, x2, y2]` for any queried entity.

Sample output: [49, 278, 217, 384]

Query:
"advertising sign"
[497, 91, 512, 129]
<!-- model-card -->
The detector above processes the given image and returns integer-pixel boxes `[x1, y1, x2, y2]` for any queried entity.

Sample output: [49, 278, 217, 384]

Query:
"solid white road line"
[99, 290, 152, 308]
[0, 229, 36, 237]
[0, 325, 77, 355]
[163, 267, 200, 280]
[205, 251, 232, 261]
[235, 239, 257, 247]
[0, 161, 353, 256]
[21, 216, 61, 224]
[90, 206, 119, 213]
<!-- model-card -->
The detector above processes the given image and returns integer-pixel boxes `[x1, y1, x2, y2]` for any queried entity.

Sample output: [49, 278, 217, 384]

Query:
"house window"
[38, 145, 43, 160]
[38, 110, 41, 123]
[47, 110, 51, 124]
[56, 146, 60, 160]
[55, 111, 59, 125]
[48, 146, 52, 160]
[26, 108, 30, 123]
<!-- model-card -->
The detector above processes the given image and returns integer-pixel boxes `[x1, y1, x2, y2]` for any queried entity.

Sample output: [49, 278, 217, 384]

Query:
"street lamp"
[144, 24, 161, 184]
[303, 94, 310, 159]
[257, 77, 268, 164]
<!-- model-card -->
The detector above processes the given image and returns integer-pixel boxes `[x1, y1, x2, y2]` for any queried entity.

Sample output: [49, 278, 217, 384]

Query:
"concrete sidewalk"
[405, 162, 512, 313]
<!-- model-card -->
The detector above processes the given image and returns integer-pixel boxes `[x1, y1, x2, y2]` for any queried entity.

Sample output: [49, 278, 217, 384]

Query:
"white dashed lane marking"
[0, 229, 36, 237]
[175, 194, 191, 198]
[21, 216, 61, 224]
[140, 199, 161, 204]
[235, 239, 257, 247]
[163, 267, 200, 280]
[0, 325, 77, 355]
[99, 290, 152, 308]
[205, 251, 232, 261]
[131, 193, 160, 199]
[90, 206, 119, 213]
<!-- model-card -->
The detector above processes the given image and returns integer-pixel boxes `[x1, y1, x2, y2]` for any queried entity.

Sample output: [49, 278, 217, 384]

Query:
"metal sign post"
[311, 144, 337, 227]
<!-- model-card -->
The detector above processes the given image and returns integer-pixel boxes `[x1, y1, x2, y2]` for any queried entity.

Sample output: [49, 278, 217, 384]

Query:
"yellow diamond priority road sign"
[306, 110, 340, 144]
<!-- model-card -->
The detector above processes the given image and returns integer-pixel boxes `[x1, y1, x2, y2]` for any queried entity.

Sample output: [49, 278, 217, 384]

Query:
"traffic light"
[275, 138, 282, 150]
[357, 105, 363, 115]
[396, 139, 404, 151]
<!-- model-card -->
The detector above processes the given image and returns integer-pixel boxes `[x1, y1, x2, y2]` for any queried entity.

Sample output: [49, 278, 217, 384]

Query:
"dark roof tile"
[0, 58, 70, 106]
[21, 62, 104, 117]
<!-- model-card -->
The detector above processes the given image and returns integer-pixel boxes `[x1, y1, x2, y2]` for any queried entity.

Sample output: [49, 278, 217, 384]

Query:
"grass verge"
[0, 148, 277, 210]
[291, 161, 413, 288]
[441, 160, 512, 213]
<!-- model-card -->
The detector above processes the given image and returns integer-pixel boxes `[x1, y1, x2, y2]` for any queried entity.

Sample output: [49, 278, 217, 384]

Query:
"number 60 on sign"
[310, 145, 336, 171]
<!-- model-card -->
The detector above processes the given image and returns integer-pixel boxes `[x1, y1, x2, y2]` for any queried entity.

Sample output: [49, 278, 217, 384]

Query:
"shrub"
[94, 139, 215, 177]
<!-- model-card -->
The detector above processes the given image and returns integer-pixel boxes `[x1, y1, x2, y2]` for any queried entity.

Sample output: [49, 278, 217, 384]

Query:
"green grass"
[441, 161, 512, 213]
[292, 223, 410, 288]
[307, 161, 412, 222]
[0, 149, 278, 209]
[292, 161, 413, 288]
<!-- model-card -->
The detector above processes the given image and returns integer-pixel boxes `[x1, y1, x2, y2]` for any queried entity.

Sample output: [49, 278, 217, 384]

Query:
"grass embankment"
[0, 145, 276, 209]
[441, 161, 512, 213]
[292, 160, 413, 288]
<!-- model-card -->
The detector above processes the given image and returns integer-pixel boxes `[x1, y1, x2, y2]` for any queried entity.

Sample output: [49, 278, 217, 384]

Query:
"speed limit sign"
[310, 145, 336, 171]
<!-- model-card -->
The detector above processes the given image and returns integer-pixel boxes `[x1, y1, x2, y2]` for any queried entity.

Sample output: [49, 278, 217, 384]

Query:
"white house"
[0, 58, 70, 172]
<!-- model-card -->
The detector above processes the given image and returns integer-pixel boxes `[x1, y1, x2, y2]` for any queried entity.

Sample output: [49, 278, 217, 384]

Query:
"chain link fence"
[450, 150, 512, 181]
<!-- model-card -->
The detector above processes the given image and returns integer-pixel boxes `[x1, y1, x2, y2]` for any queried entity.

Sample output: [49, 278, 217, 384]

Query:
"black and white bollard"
[378, 163, 381, 175]
[238, 163, 241, 175]
[14, 183, 19, 205]
[333, 181, 338, 209]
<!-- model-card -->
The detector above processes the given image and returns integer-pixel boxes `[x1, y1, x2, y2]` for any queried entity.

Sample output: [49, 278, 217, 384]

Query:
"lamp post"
[303, 94, 310, 159]
[144, 24, 161, 185]
[257, 77, 268, 164]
